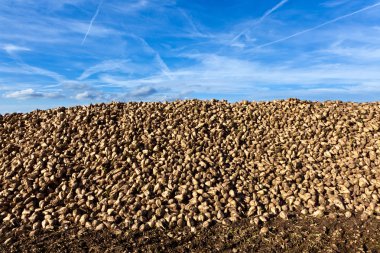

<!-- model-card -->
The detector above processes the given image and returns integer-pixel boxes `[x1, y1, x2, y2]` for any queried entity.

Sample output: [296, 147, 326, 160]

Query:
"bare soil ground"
[2, 213, 380, 252]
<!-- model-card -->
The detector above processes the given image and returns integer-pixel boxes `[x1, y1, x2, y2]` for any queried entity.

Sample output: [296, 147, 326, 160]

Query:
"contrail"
[232, 0, 289, 42]
[256, 1, 380, 48]
[259, 0, 289, 23]
[82, 0, 104, 45]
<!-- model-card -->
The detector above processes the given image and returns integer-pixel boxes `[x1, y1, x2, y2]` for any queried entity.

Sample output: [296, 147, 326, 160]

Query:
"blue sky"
[1, 0, 380, 113]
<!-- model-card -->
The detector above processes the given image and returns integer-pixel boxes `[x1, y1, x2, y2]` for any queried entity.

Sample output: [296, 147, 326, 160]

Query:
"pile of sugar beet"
[1, 99, 379, 247]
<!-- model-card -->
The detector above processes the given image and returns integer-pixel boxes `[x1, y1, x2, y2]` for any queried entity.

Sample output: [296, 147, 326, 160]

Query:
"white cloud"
[322, 43, 380, 61]
[10, 0, 86, 10]
[0, 84, 12, 91]
[126, 0, 149, 12]
[73, 86, 158, 101]
[111, 0, 176, 14]
[3, 44, 30, 54]
[4, 88, 63, 99]
[75, 91, 102, 100]
[70, 21, 119, 39]
[97, 53, 380, 98]
[111, 0, 148, 14]
[131, 86, 157, 97]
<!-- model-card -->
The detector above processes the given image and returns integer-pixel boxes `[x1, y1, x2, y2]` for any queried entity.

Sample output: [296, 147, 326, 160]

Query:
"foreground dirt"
[1, 213, 380, 252]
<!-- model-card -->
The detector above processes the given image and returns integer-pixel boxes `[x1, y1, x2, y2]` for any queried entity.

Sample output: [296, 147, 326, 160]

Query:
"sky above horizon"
[1, 0, 380, 113]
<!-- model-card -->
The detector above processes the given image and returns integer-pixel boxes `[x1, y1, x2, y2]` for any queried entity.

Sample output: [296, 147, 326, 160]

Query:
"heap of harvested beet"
[1, 99, 379, 240]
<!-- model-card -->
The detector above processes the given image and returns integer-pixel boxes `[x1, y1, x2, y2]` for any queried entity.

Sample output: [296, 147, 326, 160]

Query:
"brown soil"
[2, 213, 380, 252]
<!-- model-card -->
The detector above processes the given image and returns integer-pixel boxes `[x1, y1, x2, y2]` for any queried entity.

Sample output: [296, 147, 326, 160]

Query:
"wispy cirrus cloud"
[177, 9, 212, 39]
[256, 1, 380, 48]
[22, 65, 65, 82]
[0, 64, 65, 82]
[78, 60, 131, 80]
[133, 35, 172, 77]
[321, 0, 351, 8]
[78, 34, 172, 81]
[232, 0, 289, 44]
[322, 40, 380, 61]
